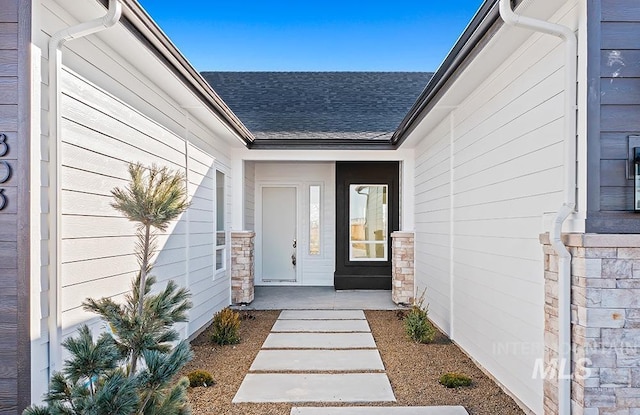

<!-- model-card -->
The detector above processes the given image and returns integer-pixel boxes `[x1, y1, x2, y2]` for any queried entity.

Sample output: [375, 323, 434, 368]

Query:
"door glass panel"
[309, 185, 321, 255]
[349, 184, 388, 261]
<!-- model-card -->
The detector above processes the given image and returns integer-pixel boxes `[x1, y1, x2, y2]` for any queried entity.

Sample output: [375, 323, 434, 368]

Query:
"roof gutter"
[97, 0, 254, 146]
[391, 0, 501, 146]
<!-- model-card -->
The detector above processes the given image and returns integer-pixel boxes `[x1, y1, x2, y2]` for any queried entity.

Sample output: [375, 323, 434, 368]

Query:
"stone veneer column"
[391, 231, 415, 305]
[540, 233, 640, 415]
[231, 231, 255, 305]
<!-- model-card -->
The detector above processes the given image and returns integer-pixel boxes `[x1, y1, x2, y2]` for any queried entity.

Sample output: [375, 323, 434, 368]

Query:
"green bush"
[210, 307, 241, 345]
[187, 370, 215, 387]
[404, 289, 436, 344]
[439, 372, 473, 388]
[23, 163, 192, 415]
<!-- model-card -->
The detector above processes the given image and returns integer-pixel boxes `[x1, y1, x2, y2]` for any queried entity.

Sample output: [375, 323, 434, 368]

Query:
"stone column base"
[391, 231, 415, 305]
[540, 233, 640, 415]
[231, 231, 255, 305]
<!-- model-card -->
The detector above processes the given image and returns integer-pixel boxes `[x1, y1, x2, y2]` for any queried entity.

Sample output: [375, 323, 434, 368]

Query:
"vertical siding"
[413, 4, 581, 412]
[0, 0, 30, 412]
[587, 0, 640, 231]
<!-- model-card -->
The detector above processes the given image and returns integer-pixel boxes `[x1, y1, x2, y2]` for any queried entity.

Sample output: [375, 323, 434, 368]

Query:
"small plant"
[404, 288, 436, 344]
[439, 372, 473, 388]
[187, 370, 215, 387]
[210, 307, 241, 345]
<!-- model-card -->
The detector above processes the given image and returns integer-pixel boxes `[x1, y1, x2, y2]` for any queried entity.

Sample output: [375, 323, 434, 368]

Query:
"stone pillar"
[231, 231, 255, 305]
[540, 233, 640, 415]
[391, 231, 415, 305]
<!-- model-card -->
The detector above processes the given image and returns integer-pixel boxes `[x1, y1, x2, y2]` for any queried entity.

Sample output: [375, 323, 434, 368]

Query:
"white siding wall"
[33, 0, 236, 397]
[244, 160, 256, 231]
[413, 4, 580, 413]
[58, 67, 231, 339]
[254, 162, 335, 286]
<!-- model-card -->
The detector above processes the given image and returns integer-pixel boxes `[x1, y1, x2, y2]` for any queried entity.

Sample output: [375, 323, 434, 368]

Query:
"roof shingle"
[201, 72, 432, 141]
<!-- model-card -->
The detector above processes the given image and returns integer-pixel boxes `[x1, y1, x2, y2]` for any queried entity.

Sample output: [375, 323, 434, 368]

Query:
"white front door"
[261, 186, 298, 282]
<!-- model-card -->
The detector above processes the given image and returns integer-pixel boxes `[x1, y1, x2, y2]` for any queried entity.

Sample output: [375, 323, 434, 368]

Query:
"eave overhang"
[391, 0, 502, 147]
[97, 0, 255, 146]
[248, 139, 397, 150]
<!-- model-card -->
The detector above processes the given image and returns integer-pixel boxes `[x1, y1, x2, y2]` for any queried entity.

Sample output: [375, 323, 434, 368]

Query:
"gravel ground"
[182, 309, 525, 415]
[366, 310, 525, 415]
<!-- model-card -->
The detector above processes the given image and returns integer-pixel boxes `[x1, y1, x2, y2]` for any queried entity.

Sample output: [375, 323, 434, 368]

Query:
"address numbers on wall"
[0, 133, 10, 211]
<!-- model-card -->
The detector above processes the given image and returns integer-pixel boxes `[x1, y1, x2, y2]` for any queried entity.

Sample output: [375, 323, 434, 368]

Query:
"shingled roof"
[201, 72, 432, 143]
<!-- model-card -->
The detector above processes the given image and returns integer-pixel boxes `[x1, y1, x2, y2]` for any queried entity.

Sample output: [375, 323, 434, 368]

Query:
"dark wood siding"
[587, 0, 640, 232]
[0, 0, 30, 413]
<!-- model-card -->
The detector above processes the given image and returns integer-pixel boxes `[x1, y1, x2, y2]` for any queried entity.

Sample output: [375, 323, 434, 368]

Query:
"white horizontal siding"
[32, 0, 239, 401]
[415, 116, 452, 335]
[244, 161, 256, 231]
[54, 64, 232, 348]
[412, 3, 581, 413]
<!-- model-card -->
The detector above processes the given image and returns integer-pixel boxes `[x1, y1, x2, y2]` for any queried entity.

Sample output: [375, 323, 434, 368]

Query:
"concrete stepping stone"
[272, 319, 370, 332]
[290, 407, 469, 415]
[250, 349, 384, 371]
[279, 310, 366, 320]
[232, 373, 396, 403]
[262, 332, 376, 349]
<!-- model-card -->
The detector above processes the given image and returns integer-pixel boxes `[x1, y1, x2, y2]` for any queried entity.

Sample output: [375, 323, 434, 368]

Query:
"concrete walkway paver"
[272, 319, 370, 332]
[290, 407, 469, 415]
[279, 310, 366, 320]
[233, 308, 467, 414]
[250, 349, 385, 371]
[232, 373, 395, 403]
[262, 332, 376, 349]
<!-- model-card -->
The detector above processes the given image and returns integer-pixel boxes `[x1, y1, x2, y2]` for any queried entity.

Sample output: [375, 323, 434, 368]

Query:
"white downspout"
[498, 1, 577, 415]
[47, 0, 122, 374]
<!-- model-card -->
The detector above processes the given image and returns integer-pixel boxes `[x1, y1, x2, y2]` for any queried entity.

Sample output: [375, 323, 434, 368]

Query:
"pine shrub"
[439, 372, 473, 388]
[404, 288, 436, 344]
[187, 370, 215, 387]
[23, 163, 192, 415]
[210, 308, 241, 345]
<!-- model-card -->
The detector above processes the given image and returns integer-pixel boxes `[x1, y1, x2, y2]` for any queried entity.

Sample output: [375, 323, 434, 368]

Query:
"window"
[216, 170, 226, 271]
[309, 185, 321, 255]
[349, 184, 388, 261]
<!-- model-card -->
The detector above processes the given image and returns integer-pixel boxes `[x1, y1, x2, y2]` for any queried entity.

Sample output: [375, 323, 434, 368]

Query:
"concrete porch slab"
[239, 287, 404, 310]
[272, 319, 370, 333]
[290, 407, 469, 415]
[232, 373, 396, 403]
[262, 332, 377, 349]
[249, 349, 385, 371]
[279, 310, 366, 320]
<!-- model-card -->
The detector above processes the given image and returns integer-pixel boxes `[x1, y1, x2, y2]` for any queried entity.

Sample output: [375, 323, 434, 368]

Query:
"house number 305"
[0, 133, 11, 211]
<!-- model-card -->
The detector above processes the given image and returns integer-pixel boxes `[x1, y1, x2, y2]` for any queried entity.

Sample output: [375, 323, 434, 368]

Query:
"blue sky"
[137, 0, 485, 72]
